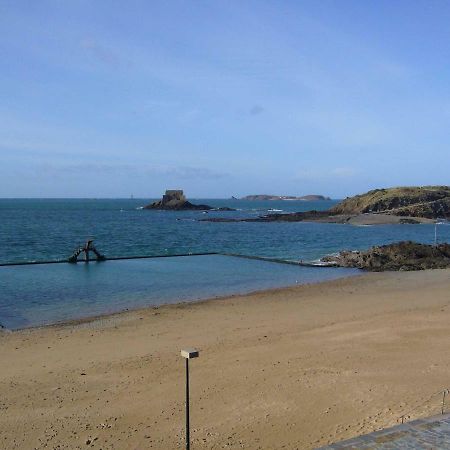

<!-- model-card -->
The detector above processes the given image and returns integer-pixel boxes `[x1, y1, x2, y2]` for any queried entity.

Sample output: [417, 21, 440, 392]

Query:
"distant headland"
[203, 186, 450, 225]
[241, 194, 331, 201]
[330, 185, 450, 218]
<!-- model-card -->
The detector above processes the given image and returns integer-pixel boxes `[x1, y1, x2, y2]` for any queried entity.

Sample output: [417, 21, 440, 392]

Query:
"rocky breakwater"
[322, 241, 450, 271]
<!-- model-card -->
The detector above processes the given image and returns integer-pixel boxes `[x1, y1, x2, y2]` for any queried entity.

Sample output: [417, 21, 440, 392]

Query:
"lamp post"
[435, 218, 446, 246]
[181, 348, 199, 450]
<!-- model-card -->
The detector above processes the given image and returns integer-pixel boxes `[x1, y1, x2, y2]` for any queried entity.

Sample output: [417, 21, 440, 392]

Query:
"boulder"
[322, 241, 450, 271]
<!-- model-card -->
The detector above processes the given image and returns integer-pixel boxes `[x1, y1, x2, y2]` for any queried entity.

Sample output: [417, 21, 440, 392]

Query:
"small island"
[241, 194, 331, 201]
[144, 190, 235, 211]
[144, 190, 213, 211]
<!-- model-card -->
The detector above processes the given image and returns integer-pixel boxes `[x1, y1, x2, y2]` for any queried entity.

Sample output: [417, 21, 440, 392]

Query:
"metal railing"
[398, 388, 450, 424]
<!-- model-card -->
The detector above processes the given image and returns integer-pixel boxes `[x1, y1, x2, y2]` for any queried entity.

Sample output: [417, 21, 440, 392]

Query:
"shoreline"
[2, 271, 364, 333]
[2, 269, 450, 449]
[201, 213, 436, 225]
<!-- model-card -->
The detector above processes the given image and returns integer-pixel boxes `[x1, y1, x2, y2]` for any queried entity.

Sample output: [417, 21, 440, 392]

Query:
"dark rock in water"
[200, 217, 237, 222]
[200, 212, 433, 225]
[144, 190, 213, 211]
[255, 210, 330, 222]
[398, 218, 422, 224]
[201, 210, 329, 222]
[322, 241, 450, 271]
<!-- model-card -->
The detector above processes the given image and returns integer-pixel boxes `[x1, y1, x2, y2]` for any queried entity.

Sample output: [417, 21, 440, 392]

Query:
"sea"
[0, 198, 448, 329]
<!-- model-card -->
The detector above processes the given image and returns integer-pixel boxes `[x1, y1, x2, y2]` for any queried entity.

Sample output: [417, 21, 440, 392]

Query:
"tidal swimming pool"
[0, 255, 359, 330]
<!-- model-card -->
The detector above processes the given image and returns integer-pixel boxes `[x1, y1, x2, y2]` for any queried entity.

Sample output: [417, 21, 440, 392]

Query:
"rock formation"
[203, 186, 450, 224]
[330, 186, 450, 219]
[144, 190, 213, 210]
[322, 241, 450, 271]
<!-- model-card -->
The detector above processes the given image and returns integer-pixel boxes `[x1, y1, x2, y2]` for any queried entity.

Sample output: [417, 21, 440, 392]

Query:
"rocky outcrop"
[204, 186, 449, 224]
[200, 210, 330, 223]
[249, 210, 330, 221]
[242, 194, 331, 201]
[322, 241, 450, 271]
[144, 190, 213, 211]
[330, 186, 450, 219]
[200, 211, 435, 224]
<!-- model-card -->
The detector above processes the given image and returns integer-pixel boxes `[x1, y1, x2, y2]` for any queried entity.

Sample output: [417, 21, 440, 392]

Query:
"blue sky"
[1, 0, 450, 198]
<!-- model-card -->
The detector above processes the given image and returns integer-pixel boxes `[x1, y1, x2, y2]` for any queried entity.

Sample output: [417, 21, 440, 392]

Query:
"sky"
[1, 0, 450, 198]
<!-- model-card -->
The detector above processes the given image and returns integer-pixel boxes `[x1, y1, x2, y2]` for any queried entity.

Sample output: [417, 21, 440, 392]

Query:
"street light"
[435, 218, 447, 246]
[181, 348, 199, 450]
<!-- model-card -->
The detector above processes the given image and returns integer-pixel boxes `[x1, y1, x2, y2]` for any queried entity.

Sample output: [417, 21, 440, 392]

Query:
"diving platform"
[68, 240, 105, 263]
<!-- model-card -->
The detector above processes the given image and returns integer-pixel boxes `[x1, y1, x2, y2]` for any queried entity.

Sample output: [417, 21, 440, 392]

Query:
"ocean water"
[0, 198, 448, 329]
[0, 198, 449, 264]
[0, 255, 358, 330]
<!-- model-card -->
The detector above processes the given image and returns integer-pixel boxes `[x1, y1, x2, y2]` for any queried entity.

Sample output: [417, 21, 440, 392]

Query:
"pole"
[181, 348, 198, 449]
[442, 390, 447, 415]
[186, 358, 190, 450]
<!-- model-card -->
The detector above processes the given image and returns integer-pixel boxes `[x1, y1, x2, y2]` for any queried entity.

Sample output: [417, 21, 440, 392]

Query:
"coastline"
[0, 270, 363, 332]
[2, 269, 450, 449]
[0, 256, 358, 330]
[202, 213, 436, 225]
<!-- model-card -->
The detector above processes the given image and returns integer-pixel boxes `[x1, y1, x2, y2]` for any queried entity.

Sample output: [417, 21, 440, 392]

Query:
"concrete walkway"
[319, 413, 450, 449]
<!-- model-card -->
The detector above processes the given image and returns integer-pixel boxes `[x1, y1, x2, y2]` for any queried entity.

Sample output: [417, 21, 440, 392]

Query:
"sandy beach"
[1, 269, 450, 449]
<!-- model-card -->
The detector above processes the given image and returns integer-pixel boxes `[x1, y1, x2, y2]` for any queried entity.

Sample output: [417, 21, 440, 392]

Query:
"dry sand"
[1, 269, 450, 449]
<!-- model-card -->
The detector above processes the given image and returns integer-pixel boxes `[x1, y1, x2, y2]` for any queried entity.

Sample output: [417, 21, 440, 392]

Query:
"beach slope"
[1, 270, 450, 449]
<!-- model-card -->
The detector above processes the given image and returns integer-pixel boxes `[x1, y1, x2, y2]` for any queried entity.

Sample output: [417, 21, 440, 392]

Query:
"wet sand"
[1, 269, 450, 449]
